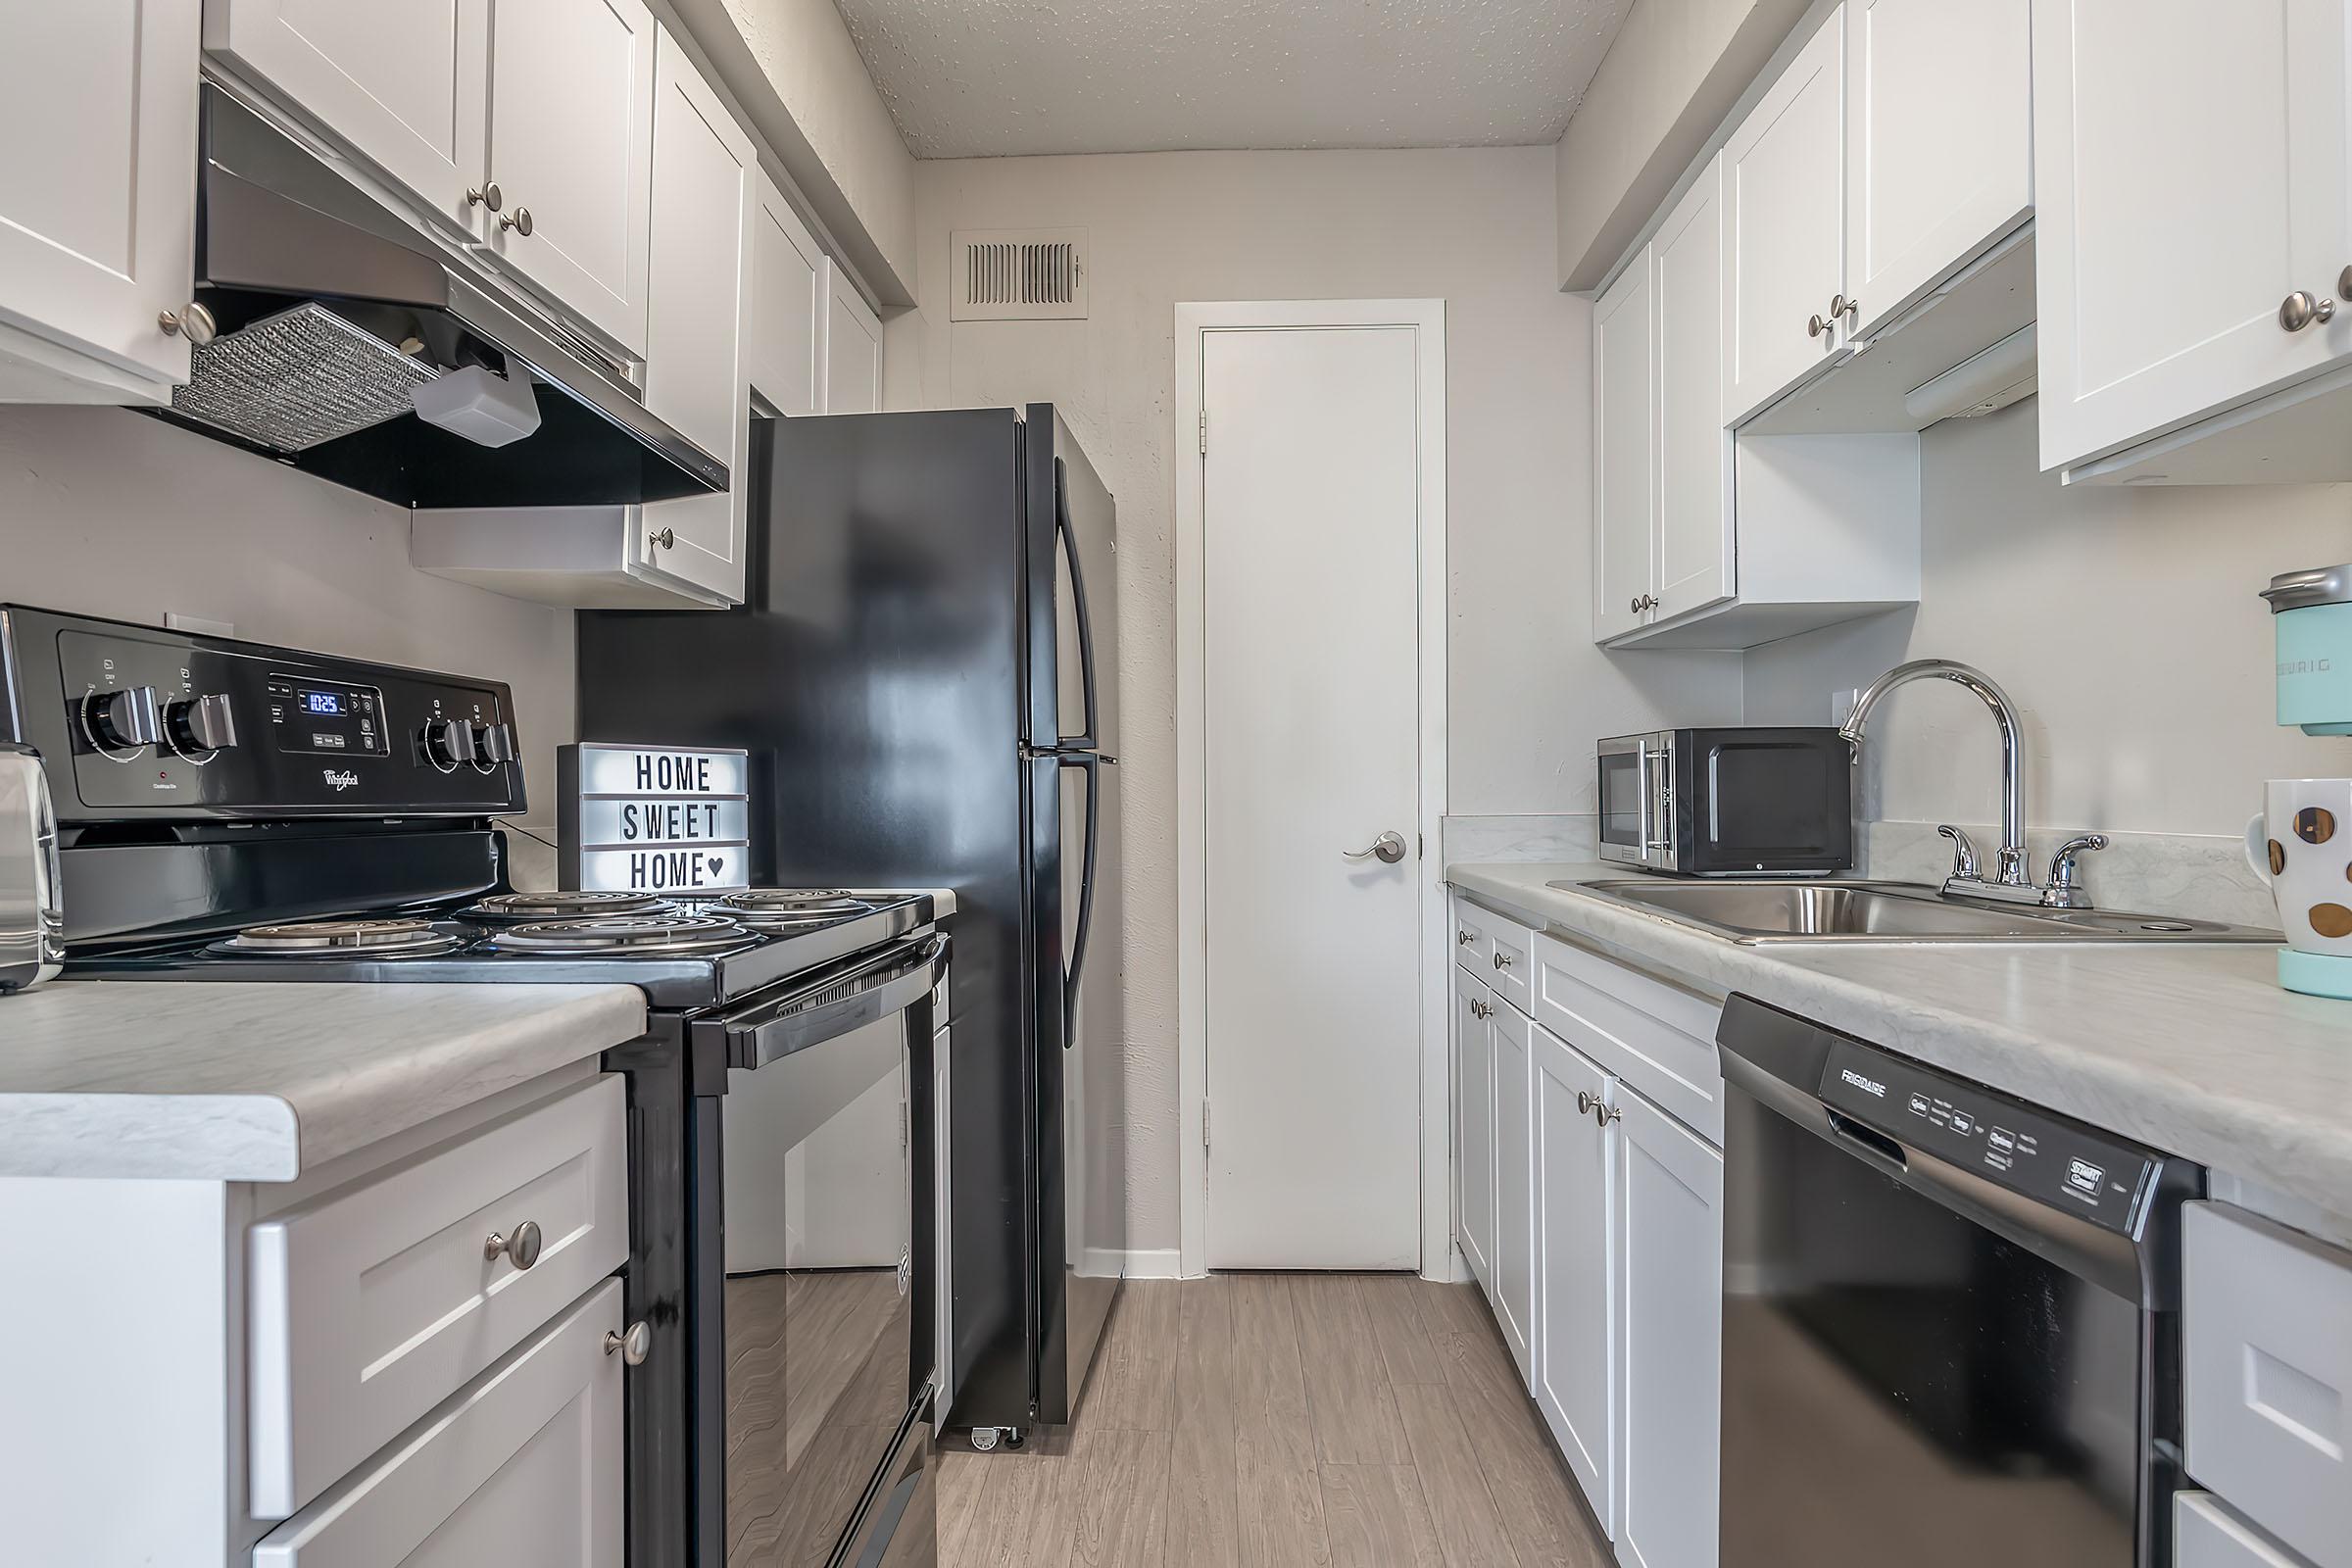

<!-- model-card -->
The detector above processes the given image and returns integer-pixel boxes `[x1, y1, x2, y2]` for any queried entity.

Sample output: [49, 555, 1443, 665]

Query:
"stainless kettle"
[0, 743, 63, 992]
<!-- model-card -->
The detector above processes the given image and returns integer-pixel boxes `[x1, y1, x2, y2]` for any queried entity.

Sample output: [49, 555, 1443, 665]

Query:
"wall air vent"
[951, 228, 1089, 321]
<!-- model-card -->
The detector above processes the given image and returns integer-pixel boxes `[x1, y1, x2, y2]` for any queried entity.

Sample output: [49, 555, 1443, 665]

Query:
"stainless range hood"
[151, 86, 726, 509]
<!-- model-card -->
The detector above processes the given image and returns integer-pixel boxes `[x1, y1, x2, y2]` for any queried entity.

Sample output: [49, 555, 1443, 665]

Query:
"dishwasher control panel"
[1817, 1038, 2157, 1234]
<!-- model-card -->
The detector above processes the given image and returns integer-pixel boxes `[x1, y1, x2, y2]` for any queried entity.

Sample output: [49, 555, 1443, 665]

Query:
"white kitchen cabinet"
[823, 259, 883, 414]
[2035, 0, 2352, 475]
[483, 0, 658, 356]
[0, 0, 200, 405]
[254, 1279, 624, 1568]
[1651, 159, 1736, 623]
[1841, 0, 2031, 340]
[625, 23, 757, 607]
[1592, 242, 1655, 644]
[1723, 5, 1848, 424]
[1492, 990, 1537, 1380]
[204, 0, 490, 233]
[1613, 1082, 1723, 1568]
[2178, 1493, 2318, 1568]
[1532, 1021, 1617, 1536]
[751, 171, 825, 417]
[1454, 965, 1496, 1292]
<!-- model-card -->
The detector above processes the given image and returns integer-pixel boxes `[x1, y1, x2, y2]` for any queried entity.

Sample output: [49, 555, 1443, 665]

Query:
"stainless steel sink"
[1561, 879, 2278, 944]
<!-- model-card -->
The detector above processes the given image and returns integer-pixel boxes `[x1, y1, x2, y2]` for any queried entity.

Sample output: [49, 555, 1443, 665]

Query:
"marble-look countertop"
[1449, 861, 2352, 1225]
[0, 981, 647, 1182]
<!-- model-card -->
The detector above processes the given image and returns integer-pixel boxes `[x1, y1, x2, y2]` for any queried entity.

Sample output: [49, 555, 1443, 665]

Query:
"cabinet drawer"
[2184, 1202, 2352, 1568]
[2177, 1493, 2311, 1568]
[255, 1278, 624, 1567]
[1457, 898, 1533, 1011]
[1532, 932, 1724, 1145]
[250, 1075, 628, 1519]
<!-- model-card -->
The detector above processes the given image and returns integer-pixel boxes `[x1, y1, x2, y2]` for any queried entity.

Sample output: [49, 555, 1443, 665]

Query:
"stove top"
[71, 890, 937, 1010]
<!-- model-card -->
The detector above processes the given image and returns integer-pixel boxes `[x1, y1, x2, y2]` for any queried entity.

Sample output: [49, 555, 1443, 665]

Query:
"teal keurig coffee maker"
[2259, 564, 2352, 997]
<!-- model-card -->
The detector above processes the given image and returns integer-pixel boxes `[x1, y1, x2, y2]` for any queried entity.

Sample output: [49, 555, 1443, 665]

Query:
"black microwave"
[1596, 727, 1852, 875]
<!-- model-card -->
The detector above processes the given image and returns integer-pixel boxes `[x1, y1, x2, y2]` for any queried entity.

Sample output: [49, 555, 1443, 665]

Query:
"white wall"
[907, 147, 1742, 1252]
[1743, 401, 2352, 835]
[0, 408, 576, 825]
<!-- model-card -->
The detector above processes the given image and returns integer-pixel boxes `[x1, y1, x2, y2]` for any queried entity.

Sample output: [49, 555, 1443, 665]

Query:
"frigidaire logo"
[2280, 659, 2333, 675]
[1838, 1067, 1887, 1098]
[321, 769, 360, 792]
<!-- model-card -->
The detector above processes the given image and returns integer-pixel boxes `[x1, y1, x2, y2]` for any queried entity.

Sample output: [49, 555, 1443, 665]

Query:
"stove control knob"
[419, 716, 483, 769]
[165, 693, 238, 755]
[85, 685, 163, 751]
[476, 721, 517, 764]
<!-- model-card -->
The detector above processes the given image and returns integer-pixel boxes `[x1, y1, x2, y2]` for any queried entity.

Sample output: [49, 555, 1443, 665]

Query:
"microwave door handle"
[713, 934, 949, 1069]
[1644, 746, 1672, 859]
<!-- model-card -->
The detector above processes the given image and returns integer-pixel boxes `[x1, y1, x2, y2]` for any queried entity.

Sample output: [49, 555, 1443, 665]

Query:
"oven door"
[693, 934, 947, 1568]
[1596, 733, 1672, 869]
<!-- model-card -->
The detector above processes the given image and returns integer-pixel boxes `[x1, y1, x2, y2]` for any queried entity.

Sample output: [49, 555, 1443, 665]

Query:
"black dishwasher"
[1715, 995, 2201, 1568]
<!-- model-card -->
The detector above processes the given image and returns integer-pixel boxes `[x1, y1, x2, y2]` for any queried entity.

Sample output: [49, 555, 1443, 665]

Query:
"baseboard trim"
[1085, 1246, 1185, 1280]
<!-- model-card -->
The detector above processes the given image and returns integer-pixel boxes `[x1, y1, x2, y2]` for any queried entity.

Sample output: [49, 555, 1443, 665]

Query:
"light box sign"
[558, 743, 752, 894]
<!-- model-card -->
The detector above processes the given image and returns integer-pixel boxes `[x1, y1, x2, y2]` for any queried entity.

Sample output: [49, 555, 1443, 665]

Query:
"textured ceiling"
[834, 0, 1634, 159]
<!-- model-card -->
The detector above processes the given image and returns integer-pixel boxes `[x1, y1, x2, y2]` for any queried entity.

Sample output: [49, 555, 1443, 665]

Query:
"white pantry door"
[1202, 324, 1424, 1269]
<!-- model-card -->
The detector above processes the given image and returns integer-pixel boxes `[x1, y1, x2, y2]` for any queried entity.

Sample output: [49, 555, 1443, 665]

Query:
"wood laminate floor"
[938, 1273, 1611, 1568]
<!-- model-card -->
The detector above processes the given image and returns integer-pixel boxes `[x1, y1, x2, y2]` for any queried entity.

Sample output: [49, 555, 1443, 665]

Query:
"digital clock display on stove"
[268, 674, 387, 758]
[300, 688, 344, 716]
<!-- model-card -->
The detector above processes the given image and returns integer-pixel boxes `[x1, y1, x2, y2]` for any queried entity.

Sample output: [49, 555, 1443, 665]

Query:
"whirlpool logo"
[321, 769, 360, 792]
[1838, 1067, 1887, 1098]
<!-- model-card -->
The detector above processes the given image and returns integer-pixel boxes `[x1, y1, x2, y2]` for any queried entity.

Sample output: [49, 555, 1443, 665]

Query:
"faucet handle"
[2047, 833, 2109, 891]
[1937, 824, 1981, 880]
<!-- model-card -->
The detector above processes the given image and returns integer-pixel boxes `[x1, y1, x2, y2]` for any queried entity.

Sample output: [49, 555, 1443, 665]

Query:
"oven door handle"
[714, 933, 948, 1070]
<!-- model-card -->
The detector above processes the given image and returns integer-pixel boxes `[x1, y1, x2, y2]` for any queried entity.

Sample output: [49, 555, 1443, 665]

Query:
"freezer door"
[1023, 405, 1119, 755]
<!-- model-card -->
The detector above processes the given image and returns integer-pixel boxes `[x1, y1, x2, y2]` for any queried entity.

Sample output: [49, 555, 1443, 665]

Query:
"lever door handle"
[1344, 830, 1408, 864]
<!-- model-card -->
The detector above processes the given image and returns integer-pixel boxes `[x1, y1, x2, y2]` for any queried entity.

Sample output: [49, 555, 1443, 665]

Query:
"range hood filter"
[170, 303, 442, 454]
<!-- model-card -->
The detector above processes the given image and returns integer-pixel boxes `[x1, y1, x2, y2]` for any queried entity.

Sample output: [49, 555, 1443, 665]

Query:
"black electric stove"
[1, 606, 945, 1568]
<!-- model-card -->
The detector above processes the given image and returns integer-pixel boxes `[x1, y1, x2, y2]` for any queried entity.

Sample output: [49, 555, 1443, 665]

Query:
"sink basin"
[1561, 879, 2278, 945]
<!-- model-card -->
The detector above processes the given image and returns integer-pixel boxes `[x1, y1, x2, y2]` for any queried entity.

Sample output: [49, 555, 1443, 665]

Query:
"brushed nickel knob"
[1492, 951, 1514, 970]
[2340, 265, 2352, 303]
[1832, 293, 1859, 324]
[1577, 1090, 1595, 1115]
[158, 303, 217, 346]
[649, 527, 675, 551]
[1593, 1102, 1622, 1128]
[2280, 290, 2335, 331]
[484, 1219, 543, 1269]
[466, 182, 504, 212]
[499, 206, 534, 236]
[1457, 929, 1475, 946]
[1807, 313, 1831, 339]
[605, 1321, 651, 1365]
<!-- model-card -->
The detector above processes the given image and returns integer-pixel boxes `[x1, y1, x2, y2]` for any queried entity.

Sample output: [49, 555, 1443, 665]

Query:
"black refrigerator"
[577, 405, 1125, 1443]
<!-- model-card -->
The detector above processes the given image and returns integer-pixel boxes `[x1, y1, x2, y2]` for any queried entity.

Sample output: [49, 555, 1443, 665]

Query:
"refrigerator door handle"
[1054, 458, 1101, 751]
[1054, 749, 1110, 1049]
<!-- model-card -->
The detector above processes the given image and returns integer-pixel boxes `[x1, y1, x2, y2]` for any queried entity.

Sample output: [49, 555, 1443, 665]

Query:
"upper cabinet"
[750, 173, 824, 417]
[208, 0, 657, 357]
[2035, 0, 2352, 483]
[1592, 243, 1656, 644]
[0, 2, 201, 405]
[822, 261, 882, 414]
[1723, 7, 1849, 425]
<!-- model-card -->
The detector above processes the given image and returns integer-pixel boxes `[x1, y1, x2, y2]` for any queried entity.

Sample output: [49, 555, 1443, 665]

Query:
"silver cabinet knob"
[604, 1321, 651, 1365]
[1491, 951, 1514, 970]
[499, 206, 534, 236]
[466, 182, 504, 212]
[1344, 830, 1408, 864]
[1832, 293, 1859, 324]
[649, 527, 675, 551]
[157, 303, 217, 345]
[1807, 313, 1832, 339]
[1469, 999, 1491, 1019]
[1593, 1101, 1621, 1128]
[2340, 265, 2352, 303]
[484, 1219, 544, 1269]
[2281, 290, 2336, 331]
[1457, 929, 1475, 946]
[1577, 1090, 1596, 1115]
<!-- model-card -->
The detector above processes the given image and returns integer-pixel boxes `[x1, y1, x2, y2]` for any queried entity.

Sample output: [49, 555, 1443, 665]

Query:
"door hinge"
[1198, 408, 1207, 456]
[1201, 1099, 1211, 1149]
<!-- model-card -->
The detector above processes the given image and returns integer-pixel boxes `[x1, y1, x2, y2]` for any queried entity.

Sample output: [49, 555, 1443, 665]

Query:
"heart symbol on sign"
[708, 856, 725, 877]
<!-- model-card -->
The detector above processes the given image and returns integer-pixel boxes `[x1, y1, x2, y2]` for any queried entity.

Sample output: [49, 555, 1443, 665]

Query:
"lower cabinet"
[1454, 969, 1496, 1291]
[1613, 1084, 1724, 1568]
[1493, 997, 1537, 1380]
[1533, 1023, 1617, 1529]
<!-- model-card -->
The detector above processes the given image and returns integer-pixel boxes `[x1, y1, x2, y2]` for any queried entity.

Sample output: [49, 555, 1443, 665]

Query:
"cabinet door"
[1592, 247, 1655, 643]
[484, 0, 656, 356]
[1453, 970, 1495, 1292]
[749, 172, 823, 416]
[822, 259, 883, 413]
[1532, 1023, 1616, 1533]
[1723, 5, 1847, 424]
[1841, 0, 2030, 338]
[627, 26, 754, 606]
[204, 0, 488, 231]
[1492, 1000, 1536, 1380]
[1652, 159, 1735, 623]
[2035, 0, 2351, 469]
[0, 1, 199, 395]
[1614, 1086, 1724, 1568]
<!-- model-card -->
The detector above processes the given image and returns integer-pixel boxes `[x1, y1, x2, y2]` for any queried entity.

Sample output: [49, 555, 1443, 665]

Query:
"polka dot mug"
[2246, 779, 2352, 954]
